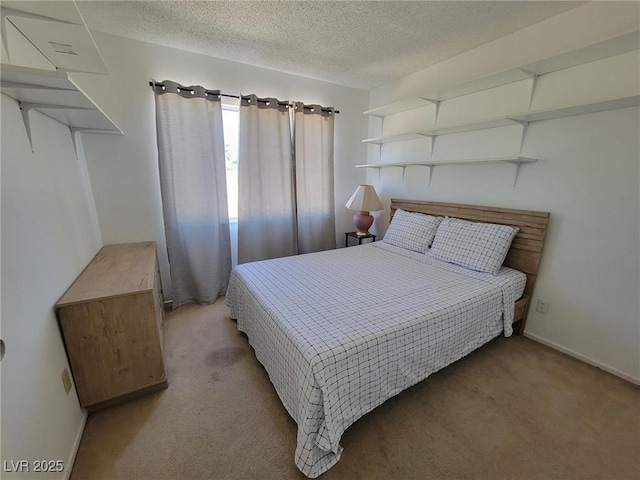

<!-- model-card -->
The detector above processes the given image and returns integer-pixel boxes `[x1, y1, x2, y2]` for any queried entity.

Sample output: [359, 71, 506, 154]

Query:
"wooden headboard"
[390, 199, 550, 333]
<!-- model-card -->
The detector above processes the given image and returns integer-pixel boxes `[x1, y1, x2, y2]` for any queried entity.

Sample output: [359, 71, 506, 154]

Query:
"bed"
[226, 199, 549, 477]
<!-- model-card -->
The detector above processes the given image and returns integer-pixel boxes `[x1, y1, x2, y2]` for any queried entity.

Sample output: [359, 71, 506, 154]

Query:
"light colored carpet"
[71, 299, 640, 480]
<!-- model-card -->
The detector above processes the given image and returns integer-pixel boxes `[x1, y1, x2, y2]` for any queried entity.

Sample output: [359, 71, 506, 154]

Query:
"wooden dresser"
[56, 242, 167, 411]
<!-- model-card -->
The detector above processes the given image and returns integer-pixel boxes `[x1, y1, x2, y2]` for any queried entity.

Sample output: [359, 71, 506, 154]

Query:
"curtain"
[238, 96, 336, 263]
[294, 102, 336, 253]
[154, 81, 231, 307]
[237, 95, 297, 264]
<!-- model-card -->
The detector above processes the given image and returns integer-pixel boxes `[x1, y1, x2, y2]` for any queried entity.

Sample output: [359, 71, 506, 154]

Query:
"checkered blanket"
[226, 242, 525, 477]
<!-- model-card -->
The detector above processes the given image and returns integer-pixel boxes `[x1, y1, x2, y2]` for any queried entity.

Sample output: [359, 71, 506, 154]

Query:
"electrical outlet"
[61, 368, 72, 394]
[536, 298, 550, 314]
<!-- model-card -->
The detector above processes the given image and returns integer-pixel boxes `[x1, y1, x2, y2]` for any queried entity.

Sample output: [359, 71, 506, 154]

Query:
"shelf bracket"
[512, 162, 521, 190]
[505, 161, 523, 190]
[18, 102, 34, 153]
[420, 134, 436, 157]
[70, 127, 79, 157]
[1, 10, 12, 64]
[510, 119, 529, 154]
[505, 159, 536, 190]
[69, 128, 121, 161]
[18, 103, 95, 153]
[367, 142, 383, 166]
[518, 68, 539, 108]
[401, 166, 407, 181]
[421, 98, 441, 124]
[427, 165, 434, 187]
[69, 127, 86, 159]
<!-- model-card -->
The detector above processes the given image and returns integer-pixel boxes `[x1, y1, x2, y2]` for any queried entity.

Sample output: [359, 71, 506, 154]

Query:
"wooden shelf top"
[57, 242, 157, 307]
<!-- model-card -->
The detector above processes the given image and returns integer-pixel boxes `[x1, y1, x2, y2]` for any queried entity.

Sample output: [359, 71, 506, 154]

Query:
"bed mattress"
[226, 242, 525, 477]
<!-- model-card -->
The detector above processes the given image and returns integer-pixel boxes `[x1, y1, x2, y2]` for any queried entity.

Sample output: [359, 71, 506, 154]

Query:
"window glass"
[222, 106, 239, 220]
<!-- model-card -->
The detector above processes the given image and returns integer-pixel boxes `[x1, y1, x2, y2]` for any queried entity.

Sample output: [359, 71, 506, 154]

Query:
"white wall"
[367, 3, 640, 383]
[1, 95, 103, 478]
[72, 32, 369, 298]
[372, 2, 640, 106]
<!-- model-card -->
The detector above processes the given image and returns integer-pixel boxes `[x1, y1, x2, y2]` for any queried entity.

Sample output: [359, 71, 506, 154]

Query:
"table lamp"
[345, 185, 383, 236]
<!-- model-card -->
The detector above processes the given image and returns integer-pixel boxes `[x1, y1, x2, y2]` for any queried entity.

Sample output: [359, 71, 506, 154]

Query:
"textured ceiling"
[77, 1, 583, 90]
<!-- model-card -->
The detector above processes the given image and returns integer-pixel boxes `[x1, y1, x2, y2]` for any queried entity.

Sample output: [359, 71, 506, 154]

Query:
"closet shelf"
[364, 31, 639, 118]
[0, 63, 123, 147]
[362, 95, 640, 145]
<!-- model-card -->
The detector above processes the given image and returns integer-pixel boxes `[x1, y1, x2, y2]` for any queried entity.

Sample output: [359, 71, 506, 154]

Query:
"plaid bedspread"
[226, 242, 525, 477]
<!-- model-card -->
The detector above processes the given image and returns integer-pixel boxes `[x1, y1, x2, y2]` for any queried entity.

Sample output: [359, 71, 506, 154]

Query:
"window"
[222, 105, 239, 220]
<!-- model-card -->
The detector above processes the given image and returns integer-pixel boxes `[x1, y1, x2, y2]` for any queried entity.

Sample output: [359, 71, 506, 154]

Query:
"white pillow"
[383, 209, 443, 253]
[430, 217, 518, 274]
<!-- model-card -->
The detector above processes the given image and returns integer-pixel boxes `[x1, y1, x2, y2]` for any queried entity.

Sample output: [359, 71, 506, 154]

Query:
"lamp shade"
[345, 185, 383, 212]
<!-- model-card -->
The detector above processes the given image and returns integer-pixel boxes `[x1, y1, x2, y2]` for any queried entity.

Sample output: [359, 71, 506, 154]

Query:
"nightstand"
[345, 231, 377, 247]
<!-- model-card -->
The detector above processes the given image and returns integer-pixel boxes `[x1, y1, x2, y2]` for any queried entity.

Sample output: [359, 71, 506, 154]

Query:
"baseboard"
[64, 410, 87, 480]
[524, 332, 640, 386]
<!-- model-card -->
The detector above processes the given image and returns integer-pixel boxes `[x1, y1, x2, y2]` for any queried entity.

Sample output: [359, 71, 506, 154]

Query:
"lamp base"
[353, 211, 373, 236]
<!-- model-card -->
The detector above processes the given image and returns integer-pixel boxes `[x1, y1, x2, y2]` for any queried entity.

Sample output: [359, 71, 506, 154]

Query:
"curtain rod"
[149, 81, 340, 114]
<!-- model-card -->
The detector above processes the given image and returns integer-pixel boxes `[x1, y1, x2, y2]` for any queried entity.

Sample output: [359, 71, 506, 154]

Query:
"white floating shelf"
[362, 95, 640, 145]
[508, 95, 640, 123]
[356, 157, 537, 189]
[356, 157, 536, 169]
[364, 98, 434, 117]
[519, 31, 639, 78]
[364, 70, 530, 118]
[365, 31, 640, 118]
[363, 132, 434, 145]
[419, 118, 519, 137]
[0, 64, 123, 145]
